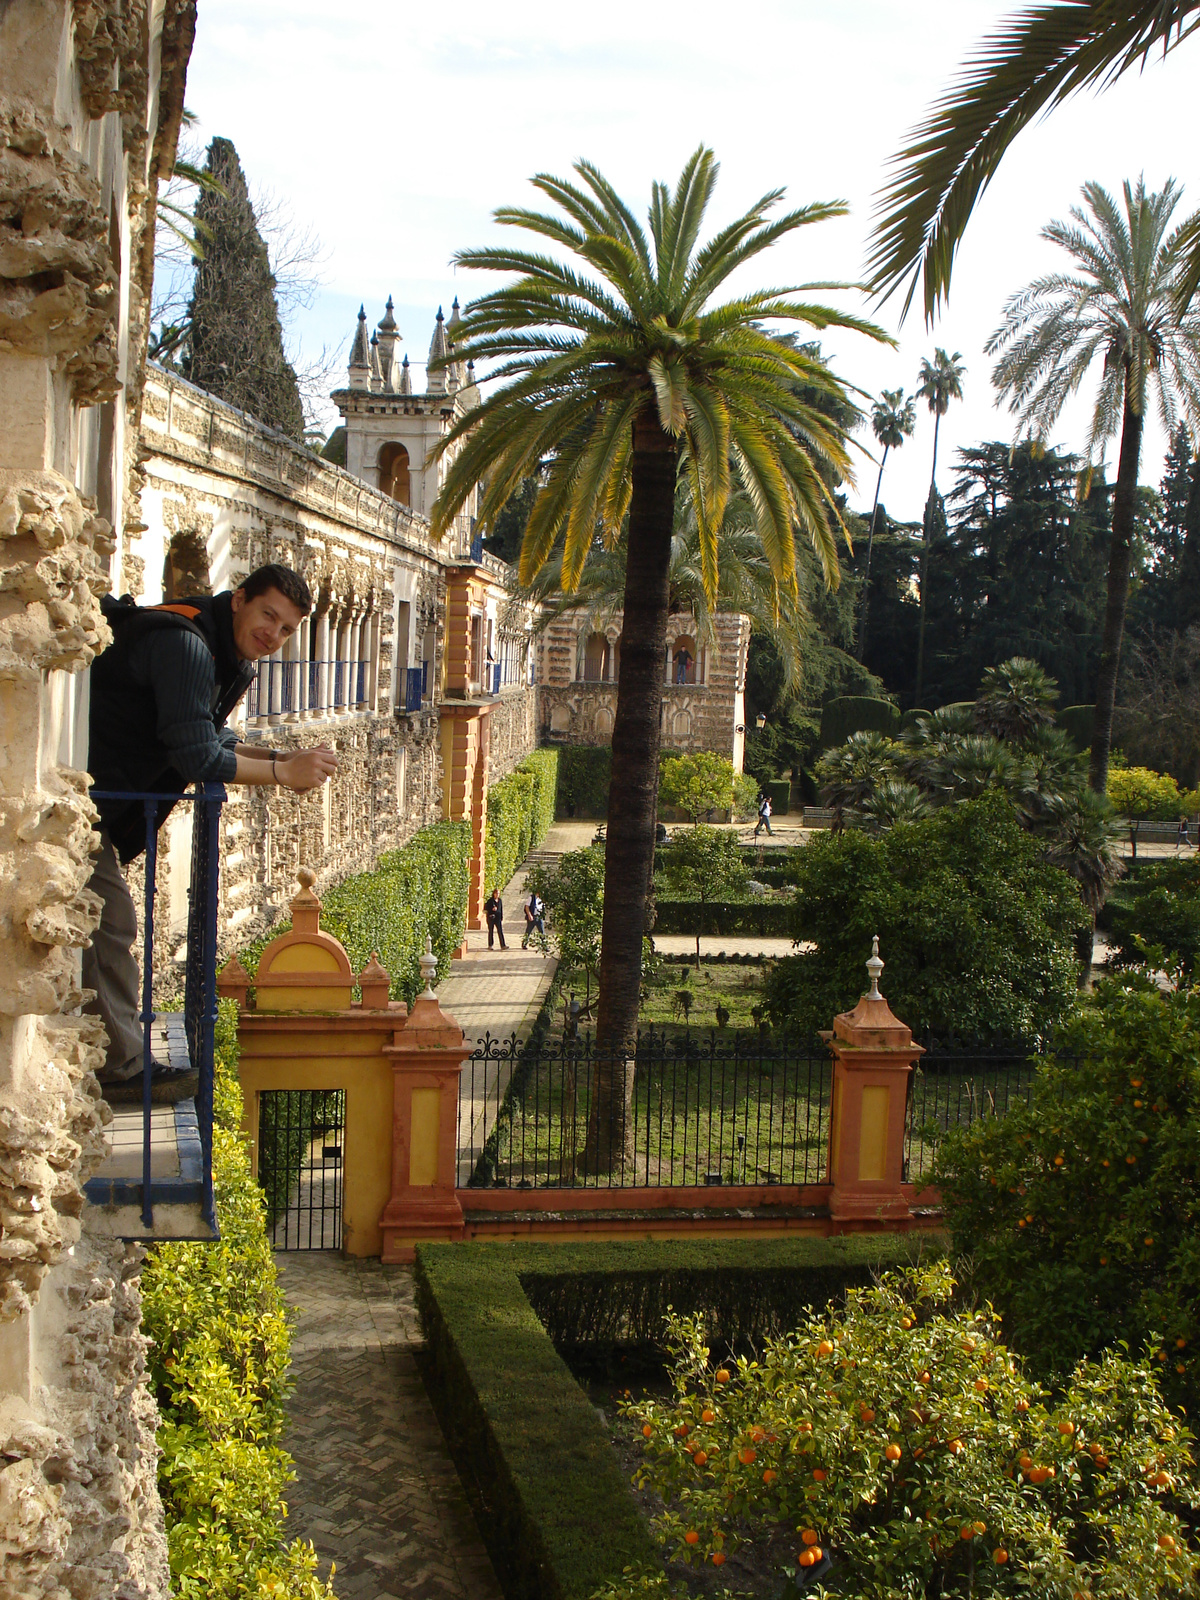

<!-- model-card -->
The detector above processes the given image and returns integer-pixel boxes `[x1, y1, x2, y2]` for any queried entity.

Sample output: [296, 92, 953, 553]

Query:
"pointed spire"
[378, 294, 398, 333]
[399, 353, 412, 395]
[348, 305, 370, 390]
[369, 329, 383, 391]
[376, 294, 402, 390]
[427, 306, 449, 393]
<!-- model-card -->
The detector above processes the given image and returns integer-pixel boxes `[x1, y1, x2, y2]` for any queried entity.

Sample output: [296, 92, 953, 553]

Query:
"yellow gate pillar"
[827, 938, 924, 1225]
[379, 940, 472, 1264]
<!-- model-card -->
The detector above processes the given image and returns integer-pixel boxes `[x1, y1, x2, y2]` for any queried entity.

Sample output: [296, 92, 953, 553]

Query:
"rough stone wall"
[0, 2, 194, 1595]
[485, 686, 538, 783]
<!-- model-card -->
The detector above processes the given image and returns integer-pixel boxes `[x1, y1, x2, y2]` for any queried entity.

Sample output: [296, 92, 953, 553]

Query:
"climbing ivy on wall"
[484, 749, 560, 896]
[239, 818, 472, 1003]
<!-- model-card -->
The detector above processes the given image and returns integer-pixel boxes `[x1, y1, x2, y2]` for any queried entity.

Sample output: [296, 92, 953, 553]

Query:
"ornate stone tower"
[331, 298, 480, 551]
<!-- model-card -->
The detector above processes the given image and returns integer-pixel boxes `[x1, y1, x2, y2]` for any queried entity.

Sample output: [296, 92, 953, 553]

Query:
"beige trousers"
[81, 830, 145, 1080]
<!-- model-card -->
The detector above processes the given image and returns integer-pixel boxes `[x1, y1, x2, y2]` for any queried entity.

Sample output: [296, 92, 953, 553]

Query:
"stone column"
[315, 609, 331, 718]
[379, 940, 472, 1263]
[826, 938, 924, 1225]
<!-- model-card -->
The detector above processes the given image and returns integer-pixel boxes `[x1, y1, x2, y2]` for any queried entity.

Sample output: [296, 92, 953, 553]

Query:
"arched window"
[583, 631, 609, 681]
[378, 442, 411, 504]
[550, 704, 572, 733]
[594, 705, 614, 737]
[672, 708, 693, 738]
[672, 634, 697, 685]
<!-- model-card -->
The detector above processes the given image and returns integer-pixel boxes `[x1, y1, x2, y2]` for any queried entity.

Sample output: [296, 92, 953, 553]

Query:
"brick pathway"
[438, 863, 557, 1047]
[276, 1252, 503, 1600]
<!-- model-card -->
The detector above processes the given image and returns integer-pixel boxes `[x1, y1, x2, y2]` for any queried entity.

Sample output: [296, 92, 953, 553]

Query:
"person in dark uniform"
[485, 887, 506, 949]
[85, 564, 338, 1101]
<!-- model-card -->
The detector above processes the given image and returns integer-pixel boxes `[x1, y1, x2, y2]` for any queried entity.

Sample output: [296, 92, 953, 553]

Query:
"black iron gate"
[258, 1089, 345, 1249]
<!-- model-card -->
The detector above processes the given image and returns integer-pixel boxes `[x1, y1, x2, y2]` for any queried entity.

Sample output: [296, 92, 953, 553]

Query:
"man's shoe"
[100, 1060, 199, 1106]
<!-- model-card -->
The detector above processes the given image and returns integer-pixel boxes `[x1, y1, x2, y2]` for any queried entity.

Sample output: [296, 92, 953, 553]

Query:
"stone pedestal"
[827, 939, 924, 1225]
[379, 943, 472, 1263]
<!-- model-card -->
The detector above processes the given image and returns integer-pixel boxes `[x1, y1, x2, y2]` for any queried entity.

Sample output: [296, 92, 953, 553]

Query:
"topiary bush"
[817, 694, 900, 751]
[485, 750, 561, 893]
[619, 1259, 1198, 1599]
[765, 792, 1087, 1040]
[140, 1003, 334, 1600]
[239, 818, 471, 1003]
[557, 745, 613, 817]
[934, 972, 1200, 1418]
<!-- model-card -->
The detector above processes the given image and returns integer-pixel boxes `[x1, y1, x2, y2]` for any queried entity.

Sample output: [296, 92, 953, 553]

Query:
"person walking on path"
[1178, 814, 1193, 851]
[522, 890, 545, 950]
[485, 887, 507, 949]
[85, 564, 339, 1103]
[754, 793, 773, 837]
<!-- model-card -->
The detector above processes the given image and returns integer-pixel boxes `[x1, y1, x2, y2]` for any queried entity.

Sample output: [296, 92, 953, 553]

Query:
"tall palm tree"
[430, 149, 887, 1166]
[857, 387, 916, 661]
[866, 2, 1200, 320]
[988, 178, 1200, 792]
[914, 349, 965, 703]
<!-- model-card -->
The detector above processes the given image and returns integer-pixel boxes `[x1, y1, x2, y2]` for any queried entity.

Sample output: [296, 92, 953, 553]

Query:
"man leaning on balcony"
[84, 564, 339, 1103]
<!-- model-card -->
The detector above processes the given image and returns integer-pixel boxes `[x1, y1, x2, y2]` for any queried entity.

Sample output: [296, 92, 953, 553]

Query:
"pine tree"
[182, 138, 305, 439]
[1159, 425, 1193, 567]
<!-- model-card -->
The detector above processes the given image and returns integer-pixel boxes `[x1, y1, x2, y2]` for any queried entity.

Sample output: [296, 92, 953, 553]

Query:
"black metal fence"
[457, 1028, 1052, 1193]
[259, 1088, 345, 1249]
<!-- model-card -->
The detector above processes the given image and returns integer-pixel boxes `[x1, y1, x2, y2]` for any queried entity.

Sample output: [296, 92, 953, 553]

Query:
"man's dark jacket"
[89, 592, 254, 862]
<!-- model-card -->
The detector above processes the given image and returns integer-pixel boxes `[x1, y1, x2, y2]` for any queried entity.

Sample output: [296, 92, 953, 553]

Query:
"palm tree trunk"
[585, 411, 676, 1173]
[914, 414, 941, 706]
[1088, 386, 1144, 795]
[856, 449, 888, 663]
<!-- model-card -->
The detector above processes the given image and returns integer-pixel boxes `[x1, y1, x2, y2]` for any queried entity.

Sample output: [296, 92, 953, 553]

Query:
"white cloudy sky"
[178, 0, 1200, 523]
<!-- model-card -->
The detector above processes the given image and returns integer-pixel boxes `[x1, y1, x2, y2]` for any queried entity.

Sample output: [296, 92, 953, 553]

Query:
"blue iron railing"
[491, 662, 502, 694]
[470, 533, 484, 563]
[245, 657, 371, 719]
[84, 784, 225, 1234]
[405, 665, 423, 711]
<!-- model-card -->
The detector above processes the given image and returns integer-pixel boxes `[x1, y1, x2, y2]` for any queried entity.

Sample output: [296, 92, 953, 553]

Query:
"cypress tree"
[182, 137, 305, 439]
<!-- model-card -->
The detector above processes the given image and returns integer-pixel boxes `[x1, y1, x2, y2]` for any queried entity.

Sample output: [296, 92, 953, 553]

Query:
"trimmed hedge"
[485, 749, 560, 895]
[817, 695, 899, 751]
[764, 778, 791, 816]
[140, 1004, 333, 1599]
[652, 898, 794, 936]
[414, 1236, 938, 1600]
[1057, 702, 1095, 752]
[556, 744, 612, 818]
[240, 817, 471, 1004]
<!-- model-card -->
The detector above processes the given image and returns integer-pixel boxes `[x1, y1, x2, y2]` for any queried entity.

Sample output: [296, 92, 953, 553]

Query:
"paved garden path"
[276, 1251, 504, 1600]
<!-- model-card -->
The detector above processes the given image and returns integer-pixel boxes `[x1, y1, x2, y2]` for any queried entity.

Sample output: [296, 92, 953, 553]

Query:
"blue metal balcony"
[405, 665, 423, 712]
[83, 784, 225, 1240]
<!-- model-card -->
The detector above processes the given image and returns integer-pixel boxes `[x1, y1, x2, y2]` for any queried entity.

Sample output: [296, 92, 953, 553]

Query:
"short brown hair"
[239, 563, 312, 614]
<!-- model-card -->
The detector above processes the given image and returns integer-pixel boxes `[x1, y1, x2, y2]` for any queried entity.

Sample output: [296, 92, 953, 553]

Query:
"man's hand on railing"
[276, 746, 339, 792]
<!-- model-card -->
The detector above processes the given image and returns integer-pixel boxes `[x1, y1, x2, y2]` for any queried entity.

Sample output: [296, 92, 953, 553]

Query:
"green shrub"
[1057, 703, 1095, 752]
[652, 899, 794, 937]
[765, 778, 791, 815]
[934, 972, 1200, 1417]
[659, 752, 738, 822]
[140, 1004, 333, 1600]
[557, 745, 613, 817]
[732, 771, 759, 821]
[240, 818, 471, 1003]
[817, 694, 900, 751]
[658, 827, 749, 963]
[485, 750, 561, 894]
[764, 793, 1087, 1039]
[1107, 855, 1200, 978]
[414, 1238, 935, 1600]
[621, 1259, 1198, 1599]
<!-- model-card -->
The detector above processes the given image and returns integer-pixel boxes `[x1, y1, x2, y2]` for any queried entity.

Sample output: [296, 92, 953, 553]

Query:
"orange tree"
[429, 148, 887, 1171]
[934, 972, 1200, 1420]
[618, 1261, 1198, 1599]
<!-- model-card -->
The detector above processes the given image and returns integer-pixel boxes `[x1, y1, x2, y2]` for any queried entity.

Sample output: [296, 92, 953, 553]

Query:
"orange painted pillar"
[379, 939, 473, 1263]
[827, 938, 924, 1225]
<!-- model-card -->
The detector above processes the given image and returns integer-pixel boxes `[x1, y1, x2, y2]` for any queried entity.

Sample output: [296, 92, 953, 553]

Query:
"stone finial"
[358, 951, 391, 1009]
[378, 294, 398, 333]
[216, 953, 251, 1009]
[420, 935, 438, 998]
[291, 867, 321, 934]
[399, 354, 412, 395]
[866, 934, 884, 1000]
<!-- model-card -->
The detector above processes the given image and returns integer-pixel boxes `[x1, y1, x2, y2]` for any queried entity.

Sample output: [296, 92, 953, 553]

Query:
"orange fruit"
[711, 1551, 725, 1566]
[715, 1368, 730, 1384]
[739, 1448, 756, 1465]
[693, 1451, 707, 1467]
[750, 1426, 766, 1443]
[762, 1468, 777, 1484]
[1054, 1155, 1065, 1166]
[973, 1521, 987, 1535]
[1015, 1398, 1030, 1412]
[1127, 1155, 1137, 1165]
[674, 1423, 690, 1437]
[1133, 1099, 1143, 1109]
[960, 1525, 976, 1541]
[684, 1531, 699, 1545]
[860, 1406, 875, 1424]
[919, 1371, 931, 1384]
[994, 1548, 1009, 1564]
[801, 1529, 820, 1546]
[642, 1424, 653, 1437]
[975, 1378, 989, 1393]
[1159, 1534, 1177, 1551]
[1058, 1422, 1075, 1436]
[701, 1408, 715, 1423]
[900, 1317, 913, 1330]
[797, 1549, 817, 1568]
[816, 1340, 834, 1358]
[1131, 1077, 1143, 1087]
[812, 1468, 827, 1482]
[947, 1439, 964, 1455]
[885, 1444, 902, 1462]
